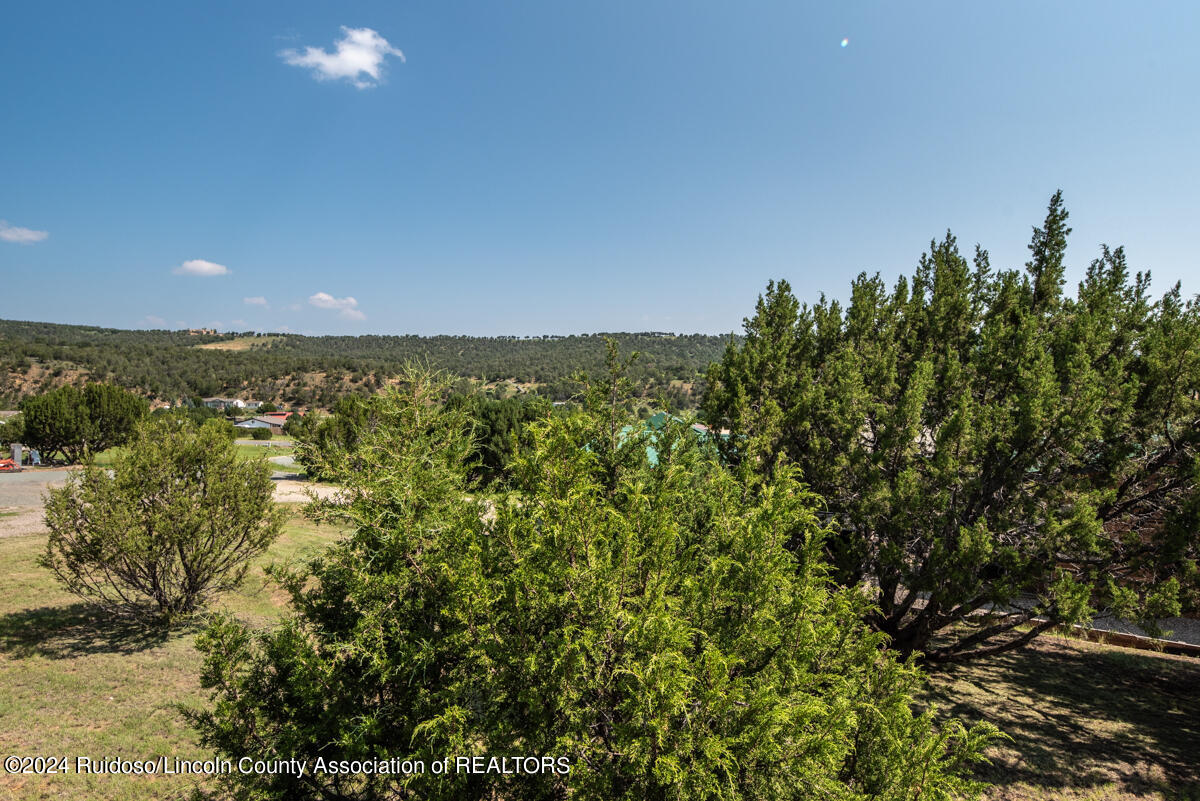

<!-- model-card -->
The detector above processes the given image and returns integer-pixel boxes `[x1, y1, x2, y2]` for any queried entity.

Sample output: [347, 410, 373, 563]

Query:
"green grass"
[90, 443, 295, 467]
[233, 443, 295, 461]
[0, 508, 345, 800]
[87, 447, 126, 467]
[923, 633, 1200, 800]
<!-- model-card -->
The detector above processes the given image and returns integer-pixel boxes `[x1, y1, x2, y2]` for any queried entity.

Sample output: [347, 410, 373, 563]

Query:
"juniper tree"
[19, 382, 147, 463]
[186, 367, 994, 801]
[41, 415, 285, 624]
[703, 192, 1199, 661]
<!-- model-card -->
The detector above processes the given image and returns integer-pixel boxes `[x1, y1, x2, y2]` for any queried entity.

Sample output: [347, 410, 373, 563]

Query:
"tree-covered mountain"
[0, 319, 734, 409]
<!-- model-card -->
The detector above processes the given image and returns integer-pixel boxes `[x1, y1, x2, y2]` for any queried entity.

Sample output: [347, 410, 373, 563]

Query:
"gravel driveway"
[0, 467, 339, 536]
[0, 468, 73, 507]
[0, 469, 71, 537]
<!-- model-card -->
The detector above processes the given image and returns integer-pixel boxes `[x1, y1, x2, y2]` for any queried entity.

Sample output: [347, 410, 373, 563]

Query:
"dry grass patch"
[193, 336, 284, 351]
[0, 508, 345, 800]
[924, 634, 1200, 801]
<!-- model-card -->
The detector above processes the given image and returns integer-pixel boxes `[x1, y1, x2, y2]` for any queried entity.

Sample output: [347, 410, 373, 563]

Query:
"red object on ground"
[0, 458, 18, 472]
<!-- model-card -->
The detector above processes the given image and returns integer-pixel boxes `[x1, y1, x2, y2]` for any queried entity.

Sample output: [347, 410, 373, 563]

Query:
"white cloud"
[243, 296, 268, 307]
[309, 291, 366, 320]
[144, 315, 166, 327]
[173, 259, 231, 276]
[280, 26, 404, 89]
[0, 220, 48, 244]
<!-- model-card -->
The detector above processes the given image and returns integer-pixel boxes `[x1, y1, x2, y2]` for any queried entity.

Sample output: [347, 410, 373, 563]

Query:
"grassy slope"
[0, 510, 344, 800]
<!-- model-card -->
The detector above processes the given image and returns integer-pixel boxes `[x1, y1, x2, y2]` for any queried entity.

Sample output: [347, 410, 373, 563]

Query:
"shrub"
[250, 426, 273, 441]
[186, 366, 994, 800]
[41, 415, 286, 625]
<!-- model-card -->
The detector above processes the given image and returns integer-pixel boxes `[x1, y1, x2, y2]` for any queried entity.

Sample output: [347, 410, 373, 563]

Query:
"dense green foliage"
[0, 321, 725, 409]
[41, 416, 286, 624]
[18, 382, 147, 462]
[187, 368, 994, 801]
[291, 395, 372, 480]
[0, 412, 21, 446]
[250, 426, 274, 441]
[445, 392, 553, 485]
[704, 193, 1200, 660]
[295, 389, 554, 485]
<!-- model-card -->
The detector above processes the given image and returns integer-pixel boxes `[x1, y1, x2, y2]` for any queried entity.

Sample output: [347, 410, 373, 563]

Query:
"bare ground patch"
[270, 478, 342, 504]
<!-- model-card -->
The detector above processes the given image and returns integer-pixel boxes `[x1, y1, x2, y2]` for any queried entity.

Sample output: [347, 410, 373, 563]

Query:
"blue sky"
[2, 1, 1197, 336]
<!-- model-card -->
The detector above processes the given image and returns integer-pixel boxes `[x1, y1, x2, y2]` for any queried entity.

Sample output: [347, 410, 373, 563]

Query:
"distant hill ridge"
[0, 319, 736, 410]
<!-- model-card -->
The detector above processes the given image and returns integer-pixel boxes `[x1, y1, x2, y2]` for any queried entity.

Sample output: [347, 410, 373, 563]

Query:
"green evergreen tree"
[18, 385, 91, 462]
[18, 382, 146, 462]
[444, 392, 553, 485]
[186, 366, 994, 801]
[704, 194, 1199, 661]
[82, 382, 149, 453]
[0, 412, 24, 447]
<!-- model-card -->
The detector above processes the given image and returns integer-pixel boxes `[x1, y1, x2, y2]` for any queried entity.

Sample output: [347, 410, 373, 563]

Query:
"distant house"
[233, 412, 294, 435]
[202, 397, 248, 411]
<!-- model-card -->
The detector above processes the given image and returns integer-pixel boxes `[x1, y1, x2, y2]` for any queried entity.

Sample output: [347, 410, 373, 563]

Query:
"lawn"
[0, 508, 345, 800]
[232, 443, 296, 461]
[924, 634, 1200, 800]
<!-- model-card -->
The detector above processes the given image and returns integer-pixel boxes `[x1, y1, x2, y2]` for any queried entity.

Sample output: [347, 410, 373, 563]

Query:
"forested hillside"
[0, 319, 733, 409]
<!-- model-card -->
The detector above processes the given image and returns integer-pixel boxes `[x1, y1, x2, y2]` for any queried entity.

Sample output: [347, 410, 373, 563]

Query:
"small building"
[233, 413, 292, 435]
[202, 397, 248, 411]
[234, 418, 274, 431]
